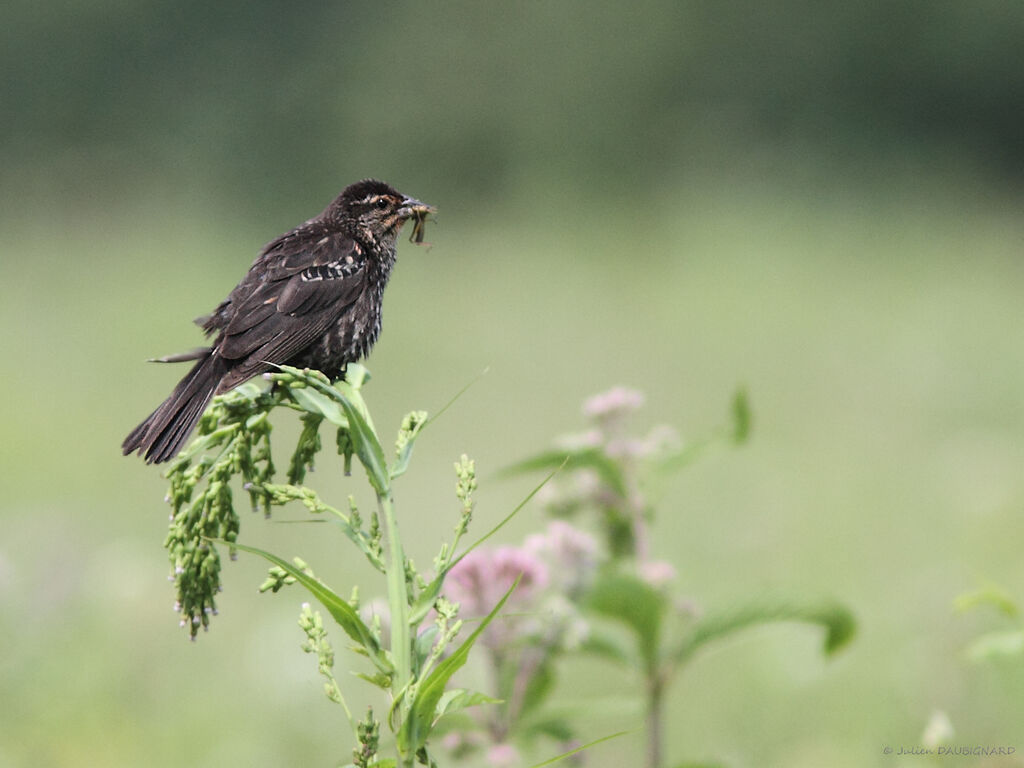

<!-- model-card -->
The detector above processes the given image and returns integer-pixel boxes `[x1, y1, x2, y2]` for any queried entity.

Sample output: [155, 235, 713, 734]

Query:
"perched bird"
[123, 179, 434, 463]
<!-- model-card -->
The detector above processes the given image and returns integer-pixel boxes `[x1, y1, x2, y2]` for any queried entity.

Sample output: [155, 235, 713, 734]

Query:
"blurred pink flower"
[583, 387, 644, 419]
[445, 546, 549, 622]
[604, 437, 647, 459]
[604, 424, 680, 461]
[487, 743, 521, 767]
[638, 559, 677, 588]
[525, 520, 599, 597]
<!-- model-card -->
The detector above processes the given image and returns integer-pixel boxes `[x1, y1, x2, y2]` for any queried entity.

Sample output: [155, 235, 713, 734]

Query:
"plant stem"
[646, 671, 664, 768]
[379, 490, 413, 766]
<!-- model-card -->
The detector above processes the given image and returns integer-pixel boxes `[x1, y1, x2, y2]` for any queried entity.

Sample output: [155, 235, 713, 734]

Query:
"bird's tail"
[122, 350, 228, 464]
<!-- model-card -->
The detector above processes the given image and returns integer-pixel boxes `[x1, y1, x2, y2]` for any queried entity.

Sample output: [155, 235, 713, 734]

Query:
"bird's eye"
[376, 197, 390, 210]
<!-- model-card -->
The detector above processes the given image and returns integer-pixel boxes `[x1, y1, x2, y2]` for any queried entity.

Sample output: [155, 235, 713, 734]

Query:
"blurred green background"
[3, 2, 1024, 766]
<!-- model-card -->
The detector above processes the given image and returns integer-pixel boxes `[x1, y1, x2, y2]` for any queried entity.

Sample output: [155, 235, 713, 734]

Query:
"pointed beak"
[397, 196, 436, 220]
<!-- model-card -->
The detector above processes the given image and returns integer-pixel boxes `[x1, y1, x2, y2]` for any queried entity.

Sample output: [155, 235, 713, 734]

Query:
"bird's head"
[328, 179, 435, 249]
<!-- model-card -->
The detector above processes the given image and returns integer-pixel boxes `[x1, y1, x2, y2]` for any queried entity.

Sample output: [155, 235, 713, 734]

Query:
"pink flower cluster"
[445, 546, 549, 622]
[524, 520, 599, 598]
[443, 521, 599, 649]
[582, 386, 645, 419]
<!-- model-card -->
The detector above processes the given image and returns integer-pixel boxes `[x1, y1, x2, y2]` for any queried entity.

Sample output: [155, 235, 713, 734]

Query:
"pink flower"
[638, 560, 677, 588]
[525, 521, 599, 597]
[487, 743, 521, 767]
[582, 387, 644, 420]
[445, 546, 549, 621]
[604, 437, 647, 459]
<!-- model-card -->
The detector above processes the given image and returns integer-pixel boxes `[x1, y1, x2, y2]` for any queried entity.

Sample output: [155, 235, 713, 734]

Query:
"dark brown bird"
[123, 179, 434, 463]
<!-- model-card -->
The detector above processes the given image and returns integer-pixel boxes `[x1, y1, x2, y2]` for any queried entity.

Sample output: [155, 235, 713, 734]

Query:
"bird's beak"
[397, 196, 436, 220]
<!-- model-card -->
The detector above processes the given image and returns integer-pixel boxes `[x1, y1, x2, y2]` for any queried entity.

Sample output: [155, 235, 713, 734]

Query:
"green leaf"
[965, 629, 1024, 662]
[954, 582, 1019, 617]
[335, 377, 376, 433]
[343, 362, 371, 389]
[408, 461, 562, 627]
[579, 627, 634, 666]
[502, 449, 627, 498]
[278, 365, 389, 494]
[731, 387, 752, 444]
[413, 625, 439, 673]
[654, 387, 753, 477]
[587, 572, 668, 673]
[400, 578, 520, 754]
[354, 671, 394, 690]
[434, 688, 501, 719]
[518, 659, 555, 721]
[231, 542, 392, 675]
[289, 385, 348, 426]
[674, 599, 856, 665]
[336, 399, 389, 496]
[408, 574, 446, 628]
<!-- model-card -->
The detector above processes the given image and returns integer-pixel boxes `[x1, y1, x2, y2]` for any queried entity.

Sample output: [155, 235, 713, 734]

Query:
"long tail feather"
[122, 351, 228, 464]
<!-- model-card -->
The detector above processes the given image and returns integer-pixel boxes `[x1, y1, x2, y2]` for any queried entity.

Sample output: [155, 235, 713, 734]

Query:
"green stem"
[379, 490, 413, 766]
[646, 670, 665, 768]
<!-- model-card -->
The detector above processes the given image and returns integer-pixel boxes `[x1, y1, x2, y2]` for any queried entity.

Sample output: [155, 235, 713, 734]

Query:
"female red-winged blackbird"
[123, 179, 434, 463]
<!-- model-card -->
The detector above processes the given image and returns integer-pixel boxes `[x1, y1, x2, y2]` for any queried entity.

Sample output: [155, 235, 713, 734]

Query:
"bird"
[123, 179, 434, 464]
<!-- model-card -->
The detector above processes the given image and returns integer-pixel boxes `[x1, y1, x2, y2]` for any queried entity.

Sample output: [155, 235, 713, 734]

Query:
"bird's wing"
[216, 233, 367, 381]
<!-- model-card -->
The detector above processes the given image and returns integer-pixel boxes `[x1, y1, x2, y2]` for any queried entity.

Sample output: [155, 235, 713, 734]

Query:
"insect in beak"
[398, 196, 436, 245]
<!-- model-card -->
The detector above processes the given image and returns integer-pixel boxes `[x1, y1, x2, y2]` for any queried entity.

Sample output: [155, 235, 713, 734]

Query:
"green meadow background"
[2, 3, 1023, 766]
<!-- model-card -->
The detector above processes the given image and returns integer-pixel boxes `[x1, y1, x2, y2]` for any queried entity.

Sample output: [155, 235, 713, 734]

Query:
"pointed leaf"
[674, 599, 856, 665]
[413, 625, 439, 673]
[519, 659, 555, 721]
[278, 365, 388, 493]
[401, 578, 520, 754]
[409, 463, 562, 627]
[580, 628, 634, 667]
[343, 362, 371, 389]
[336, 378, 377, 434]
[954, 582, 1019, 617]
[354, 671, 394, 690]
[502, 449, 627, 498]
[289, 385, 348, 426]
[435, 688, 501, 719]
[232, 542, 392, 675]
[731, 387, 752, 444]
[328, 390, 388, 495]
[587, 572, 667, 672]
